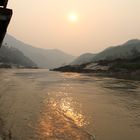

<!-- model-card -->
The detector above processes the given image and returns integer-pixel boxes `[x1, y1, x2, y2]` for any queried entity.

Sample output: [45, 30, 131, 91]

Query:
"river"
[0, 69, 140, 140]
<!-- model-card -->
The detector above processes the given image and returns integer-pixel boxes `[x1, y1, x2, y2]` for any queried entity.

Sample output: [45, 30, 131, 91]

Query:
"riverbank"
[52, 68, 140, 81]
[0, 63, 38, 69]
[52, 57, 140, 81]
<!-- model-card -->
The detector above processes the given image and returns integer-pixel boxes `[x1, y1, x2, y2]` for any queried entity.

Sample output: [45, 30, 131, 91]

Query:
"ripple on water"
[36, 93, 95, 140]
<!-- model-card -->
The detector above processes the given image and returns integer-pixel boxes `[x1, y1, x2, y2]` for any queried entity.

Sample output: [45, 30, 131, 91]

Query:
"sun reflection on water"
[60, 97, 87, 127]
[36, 92, 93, 140]
[63, 72, 81, 79]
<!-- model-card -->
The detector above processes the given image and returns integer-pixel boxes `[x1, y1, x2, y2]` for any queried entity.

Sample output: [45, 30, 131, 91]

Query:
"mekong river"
[0, 69, 140, 140]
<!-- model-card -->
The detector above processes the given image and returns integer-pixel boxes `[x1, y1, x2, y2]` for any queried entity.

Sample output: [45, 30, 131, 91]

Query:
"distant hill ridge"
[52, 39, 140, 80]
[4, 35, 75, 69]
[124, 39, 140, 45]
[92, 39, 140, 62]
[0, 45, 37, 68]
[70, 39, 140, 66]
[70, 53, 96, 65]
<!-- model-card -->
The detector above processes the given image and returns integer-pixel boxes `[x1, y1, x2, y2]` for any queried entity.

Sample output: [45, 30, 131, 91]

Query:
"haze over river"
[0, 69, 140, 140]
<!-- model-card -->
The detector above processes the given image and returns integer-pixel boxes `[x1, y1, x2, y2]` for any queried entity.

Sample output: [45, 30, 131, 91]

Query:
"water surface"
[0, 69, 140, 140]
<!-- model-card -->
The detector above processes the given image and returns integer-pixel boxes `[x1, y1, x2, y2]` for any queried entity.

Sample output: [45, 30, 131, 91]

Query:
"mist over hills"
[0, 45, 37, 68]
[53, 39, 140, 80]
[3, 34, 140, 71]
[70, 39, 140, 66]
[71, 53, 96, 65]
[92, 39, 140, 62]
[4, 35, 75, 69]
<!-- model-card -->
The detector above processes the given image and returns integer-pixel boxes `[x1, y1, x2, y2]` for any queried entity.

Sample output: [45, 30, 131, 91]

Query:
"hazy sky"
[7, 0, 140, 56]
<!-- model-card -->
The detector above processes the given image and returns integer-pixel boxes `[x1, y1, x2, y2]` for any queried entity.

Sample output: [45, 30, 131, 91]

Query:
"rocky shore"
[52, 57, 140, 80]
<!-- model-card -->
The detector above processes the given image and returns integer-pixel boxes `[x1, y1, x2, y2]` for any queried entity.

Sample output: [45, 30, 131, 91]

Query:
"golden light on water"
[60, 97, 86, 127]
[63, 73, 81, 78]
[37, 93, 91, 139]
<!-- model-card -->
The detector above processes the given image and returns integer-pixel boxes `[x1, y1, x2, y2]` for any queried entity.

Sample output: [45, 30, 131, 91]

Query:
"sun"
[68, 12, 78, 22]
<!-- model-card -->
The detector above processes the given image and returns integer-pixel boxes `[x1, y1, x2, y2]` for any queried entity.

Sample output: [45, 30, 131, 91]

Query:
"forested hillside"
[0, 45, 37, 68]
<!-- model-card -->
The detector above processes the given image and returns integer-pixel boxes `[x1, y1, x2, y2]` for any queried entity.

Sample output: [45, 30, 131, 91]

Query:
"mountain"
[70, 53, 96, 65]
[3, 35, 76, 68]
[92, 39, 140, 61]
[0, 45, 37, 68]
[69, 39, 140, 67]
[52, 39, 140, 80]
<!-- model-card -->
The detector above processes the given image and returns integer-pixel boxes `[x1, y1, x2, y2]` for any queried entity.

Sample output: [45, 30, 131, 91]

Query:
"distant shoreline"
[0, 64, 38, 69]
[51, 60, 140, 81]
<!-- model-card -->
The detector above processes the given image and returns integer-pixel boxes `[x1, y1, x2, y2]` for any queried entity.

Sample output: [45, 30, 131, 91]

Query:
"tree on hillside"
[131, 47, 140, 58]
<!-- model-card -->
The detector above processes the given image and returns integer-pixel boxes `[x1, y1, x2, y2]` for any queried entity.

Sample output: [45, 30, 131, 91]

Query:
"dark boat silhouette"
[0, 0, 12, 47]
